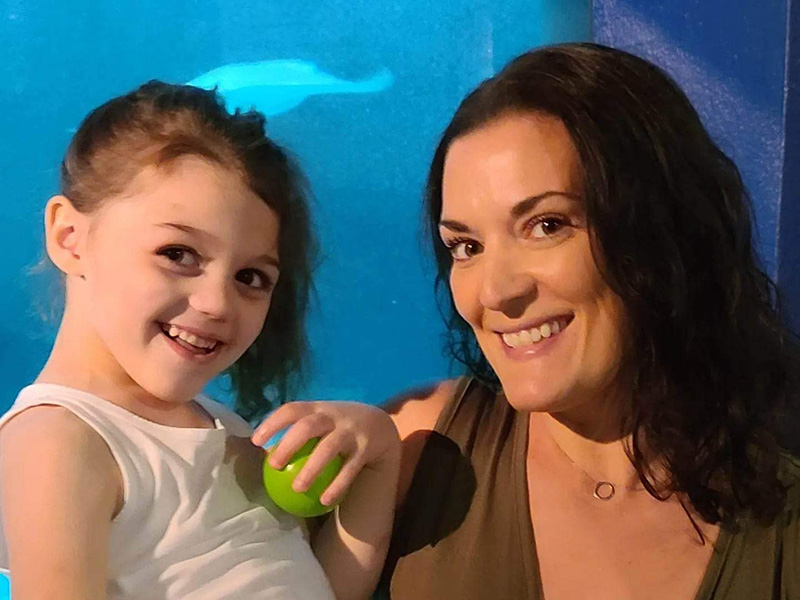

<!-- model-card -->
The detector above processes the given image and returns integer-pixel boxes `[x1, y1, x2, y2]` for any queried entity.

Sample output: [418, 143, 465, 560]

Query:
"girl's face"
[75, 156, 279, 405]
[440, 112, 629, 416]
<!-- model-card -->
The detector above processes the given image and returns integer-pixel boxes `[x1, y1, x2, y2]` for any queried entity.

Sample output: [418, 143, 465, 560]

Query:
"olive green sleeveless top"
[378, 377, 800, 599]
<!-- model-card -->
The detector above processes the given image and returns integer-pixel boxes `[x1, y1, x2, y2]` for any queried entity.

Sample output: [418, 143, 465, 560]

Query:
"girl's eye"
[527, 217, 570, 239]
[444, 238, 483, 262]
[236, 269, 274, 291]
[159, 246, 199, 267]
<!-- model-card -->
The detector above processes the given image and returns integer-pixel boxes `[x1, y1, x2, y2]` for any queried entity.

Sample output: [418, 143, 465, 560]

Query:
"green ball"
[263, 437, 344, 518]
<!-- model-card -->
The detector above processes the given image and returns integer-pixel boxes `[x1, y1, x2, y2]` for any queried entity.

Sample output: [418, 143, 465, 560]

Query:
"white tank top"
[0, 384, 336, 600]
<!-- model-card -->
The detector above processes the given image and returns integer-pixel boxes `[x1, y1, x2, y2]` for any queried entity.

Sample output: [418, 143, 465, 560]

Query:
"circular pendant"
[593, 481, 616, 500]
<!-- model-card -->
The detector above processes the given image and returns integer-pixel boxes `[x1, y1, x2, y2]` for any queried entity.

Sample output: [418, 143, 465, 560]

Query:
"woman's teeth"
[501, 319, 565, 349]
[164, 324, 218, 351]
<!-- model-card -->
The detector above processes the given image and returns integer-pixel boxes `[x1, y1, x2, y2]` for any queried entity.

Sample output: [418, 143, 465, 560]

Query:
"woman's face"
[440, 112, 629, 415]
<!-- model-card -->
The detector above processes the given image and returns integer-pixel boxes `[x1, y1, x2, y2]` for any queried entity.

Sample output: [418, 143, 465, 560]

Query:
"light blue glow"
[0, 2, 590, 597]
[187, 60, 394, 115]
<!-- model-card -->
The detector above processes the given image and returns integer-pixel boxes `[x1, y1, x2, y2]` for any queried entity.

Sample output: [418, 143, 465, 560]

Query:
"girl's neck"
[37, 313, 214, 429]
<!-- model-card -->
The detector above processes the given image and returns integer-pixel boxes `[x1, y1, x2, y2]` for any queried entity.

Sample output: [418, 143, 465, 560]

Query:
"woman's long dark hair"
[425, 43, 798, 524]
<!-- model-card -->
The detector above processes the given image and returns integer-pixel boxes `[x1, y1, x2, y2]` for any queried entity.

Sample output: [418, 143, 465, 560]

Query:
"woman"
[380, 43, 800, 599]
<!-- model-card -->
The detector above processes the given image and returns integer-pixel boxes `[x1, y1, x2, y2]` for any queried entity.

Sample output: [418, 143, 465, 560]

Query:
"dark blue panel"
[780, 0, 800, 329]
[593, 0, 789, 278]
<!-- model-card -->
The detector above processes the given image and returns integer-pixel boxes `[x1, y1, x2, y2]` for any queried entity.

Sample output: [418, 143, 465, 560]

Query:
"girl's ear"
[44, 195, 89, 276]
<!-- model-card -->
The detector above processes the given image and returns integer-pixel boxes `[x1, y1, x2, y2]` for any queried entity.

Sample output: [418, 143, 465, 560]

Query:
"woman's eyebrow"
[438, 219, 472, 233]
[509, 191, 581, 219]
[439, 191, 581, 232]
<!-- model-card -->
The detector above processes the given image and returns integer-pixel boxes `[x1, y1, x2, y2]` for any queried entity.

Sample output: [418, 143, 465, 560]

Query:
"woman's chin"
[500, 383, 570, 414]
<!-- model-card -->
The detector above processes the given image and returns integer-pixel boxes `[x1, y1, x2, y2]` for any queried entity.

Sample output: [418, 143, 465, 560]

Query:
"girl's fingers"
[292, 431, 356, 493]
[267, 412, 336, 469]
[251, 402, 315, 447]
[318, 455, 366, 506]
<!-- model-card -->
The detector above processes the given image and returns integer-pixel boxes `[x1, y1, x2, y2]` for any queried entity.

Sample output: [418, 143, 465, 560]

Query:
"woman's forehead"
[441, 113, 581, 218]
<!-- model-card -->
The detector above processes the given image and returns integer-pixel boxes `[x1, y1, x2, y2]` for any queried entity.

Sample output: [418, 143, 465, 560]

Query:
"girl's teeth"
[501, 319, 565, 348]
[164, 324, 217, 350]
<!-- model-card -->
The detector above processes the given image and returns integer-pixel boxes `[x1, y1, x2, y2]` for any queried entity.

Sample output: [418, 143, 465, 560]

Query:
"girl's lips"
[160, 327, 222, 364]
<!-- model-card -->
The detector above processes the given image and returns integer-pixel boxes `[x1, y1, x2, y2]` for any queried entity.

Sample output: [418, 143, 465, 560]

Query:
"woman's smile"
[495, 313, 574, 357]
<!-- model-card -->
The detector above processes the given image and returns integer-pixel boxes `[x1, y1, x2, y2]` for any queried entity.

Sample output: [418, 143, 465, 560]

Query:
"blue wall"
[593, 0, 797, 316]
[780, 0, 800, 330]
[0, 1, 591, 416]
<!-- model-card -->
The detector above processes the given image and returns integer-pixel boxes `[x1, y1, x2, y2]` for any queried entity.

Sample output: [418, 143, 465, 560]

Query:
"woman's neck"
[532, 412, 643, 493]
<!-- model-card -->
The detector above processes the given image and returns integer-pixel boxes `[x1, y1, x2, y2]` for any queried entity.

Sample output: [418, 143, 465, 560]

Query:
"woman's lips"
[496, 314, 574, 359]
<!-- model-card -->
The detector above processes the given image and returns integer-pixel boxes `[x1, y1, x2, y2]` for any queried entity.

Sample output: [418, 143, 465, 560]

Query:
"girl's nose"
[478, 249, 538, 318]
[189, 274, 234, 320]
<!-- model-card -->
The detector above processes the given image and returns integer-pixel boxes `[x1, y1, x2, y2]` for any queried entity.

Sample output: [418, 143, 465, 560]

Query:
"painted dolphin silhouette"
[187, 59, 394, 116]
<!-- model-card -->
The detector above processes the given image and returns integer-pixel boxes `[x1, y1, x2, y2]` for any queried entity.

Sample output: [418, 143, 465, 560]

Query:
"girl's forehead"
[90, 157, 278, 247]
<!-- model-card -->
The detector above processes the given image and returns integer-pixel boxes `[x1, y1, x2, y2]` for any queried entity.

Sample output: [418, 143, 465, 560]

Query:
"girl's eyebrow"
[156, 222, 280, 268]
[156, 222, 205, 236]
[254, 254, 280, 269]
[439, 190, 581, 233]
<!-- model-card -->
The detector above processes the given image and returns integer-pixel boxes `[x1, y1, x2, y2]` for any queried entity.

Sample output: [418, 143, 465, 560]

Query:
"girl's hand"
[250, 401, 400, 507]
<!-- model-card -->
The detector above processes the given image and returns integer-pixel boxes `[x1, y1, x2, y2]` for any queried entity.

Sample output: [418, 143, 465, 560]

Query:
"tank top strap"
[381, 377, 542, 599]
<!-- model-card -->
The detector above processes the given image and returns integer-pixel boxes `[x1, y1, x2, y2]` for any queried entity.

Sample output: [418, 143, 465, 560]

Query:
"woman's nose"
[478, 248, 538, 318]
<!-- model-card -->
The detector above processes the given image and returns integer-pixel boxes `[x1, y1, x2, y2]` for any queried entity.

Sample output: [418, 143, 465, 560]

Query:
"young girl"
[0, 81, 399, 600]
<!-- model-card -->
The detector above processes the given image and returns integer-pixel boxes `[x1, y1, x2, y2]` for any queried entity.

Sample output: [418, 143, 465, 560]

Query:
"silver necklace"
[548, 436, 635, 501]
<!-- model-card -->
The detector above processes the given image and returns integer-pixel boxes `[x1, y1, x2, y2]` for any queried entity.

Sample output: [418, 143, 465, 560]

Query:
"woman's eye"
[236, 269, 273, 291]
[446, 239, 482, 262]
[528, 217, 569, 239]
[159, 246, 199, 267]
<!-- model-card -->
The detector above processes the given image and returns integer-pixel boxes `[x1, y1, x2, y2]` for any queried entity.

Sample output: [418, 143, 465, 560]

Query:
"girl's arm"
[0, 406, 121, 600]
[252, 402, 400, 600]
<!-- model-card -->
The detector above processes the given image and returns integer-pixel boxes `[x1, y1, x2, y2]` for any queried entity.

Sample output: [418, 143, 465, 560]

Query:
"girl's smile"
[159, 322, 223, 359]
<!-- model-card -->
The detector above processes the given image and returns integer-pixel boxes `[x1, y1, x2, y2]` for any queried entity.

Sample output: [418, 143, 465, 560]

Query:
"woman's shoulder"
[778, 452, 800, 509]
[384, 378, 469, 505]
[386, 378, 464, 440]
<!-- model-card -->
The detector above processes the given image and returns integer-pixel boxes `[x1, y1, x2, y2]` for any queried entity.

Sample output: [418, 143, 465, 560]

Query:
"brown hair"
[62, 80, 316, 421]
[425, 43, 797, 524]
